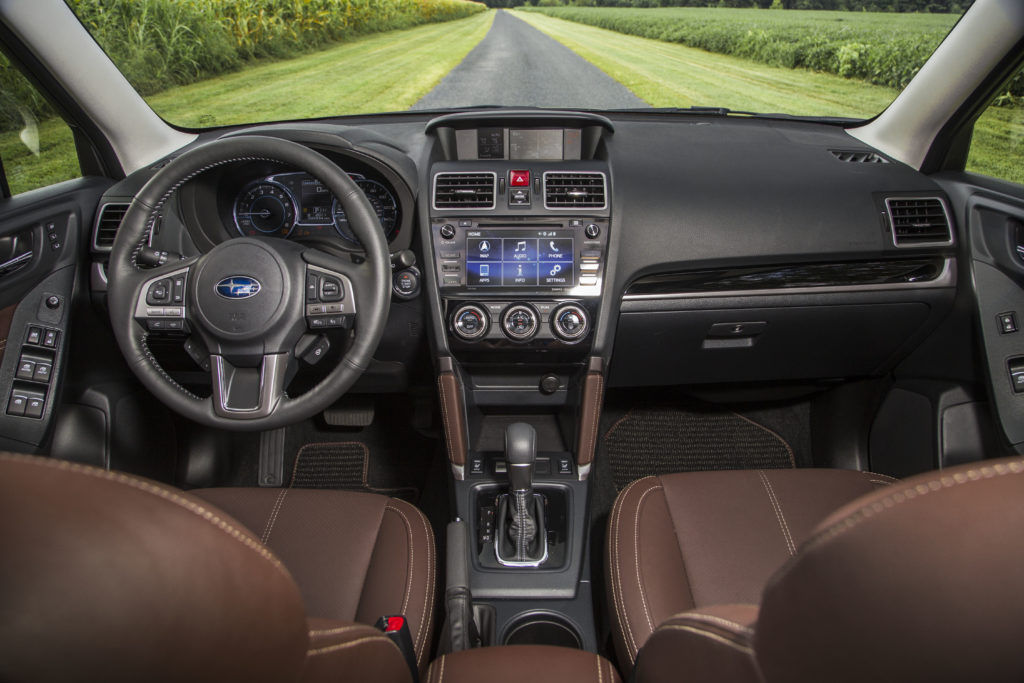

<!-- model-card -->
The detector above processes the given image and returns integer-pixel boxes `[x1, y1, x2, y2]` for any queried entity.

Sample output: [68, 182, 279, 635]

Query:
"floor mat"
[290, 441, 418, 500]
[604, 404, 795, 491]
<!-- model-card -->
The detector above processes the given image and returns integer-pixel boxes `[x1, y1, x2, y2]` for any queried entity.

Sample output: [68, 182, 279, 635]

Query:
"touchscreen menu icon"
[466, 234, 574, 287]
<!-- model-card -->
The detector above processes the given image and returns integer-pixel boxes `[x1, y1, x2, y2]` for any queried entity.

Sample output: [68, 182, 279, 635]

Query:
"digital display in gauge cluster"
[232, 171, 399, 246]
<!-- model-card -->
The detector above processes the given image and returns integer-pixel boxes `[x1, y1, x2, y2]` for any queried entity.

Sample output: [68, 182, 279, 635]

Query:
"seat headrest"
[756, 457, 1024, 683]
[0, 453, 308, 683]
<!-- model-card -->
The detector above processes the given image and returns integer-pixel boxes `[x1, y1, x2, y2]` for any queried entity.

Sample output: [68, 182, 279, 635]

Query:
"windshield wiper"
[611, 106, 859, 124]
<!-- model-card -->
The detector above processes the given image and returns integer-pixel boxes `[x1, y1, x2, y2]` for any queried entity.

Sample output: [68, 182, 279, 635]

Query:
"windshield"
[64, 0, 972, 126]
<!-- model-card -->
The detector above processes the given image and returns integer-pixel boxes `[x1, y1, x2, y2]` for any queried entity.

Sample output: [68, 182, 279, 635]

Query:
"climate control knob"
[502, 304, 539, 341]
[451, 304, 489, 341]
[551, 303, 589, 342]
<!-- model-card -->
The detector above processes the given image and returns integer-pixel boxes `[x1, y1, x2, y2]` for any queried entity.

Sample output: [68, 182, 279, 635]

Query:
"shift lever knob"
[505, 422, 536, 494]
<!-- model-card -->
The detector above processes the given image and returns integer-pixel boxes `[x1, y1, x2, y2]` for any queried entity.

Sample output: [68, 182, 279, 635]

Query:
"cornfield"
[0, 0, 485, 127]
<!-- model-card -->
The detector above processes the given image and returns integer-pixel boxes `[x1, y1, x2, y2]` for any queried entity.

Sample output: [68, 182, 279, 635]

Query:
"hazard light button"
[510, 170, 530, 187]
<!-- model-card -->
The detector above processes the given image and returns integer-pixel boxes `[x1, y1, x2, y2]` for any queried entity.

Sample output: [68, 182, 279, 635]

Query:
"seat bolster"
[426, 646, 621, 683]
[635, 605, 761, 683]
[606, 477, 695, 667]
[356, 497, 437, 673]
[302, 618, 411, 683]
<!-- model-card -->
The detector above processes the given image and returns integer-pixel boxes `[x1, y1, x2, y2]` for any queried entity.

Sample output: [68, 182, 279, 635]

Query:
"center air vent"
[830, 149, 889, 164]
[885, 197, 953, 247]
[93, 203, 130, 251]
[433, 172, 496, 210]
[544, 172, 607, 210]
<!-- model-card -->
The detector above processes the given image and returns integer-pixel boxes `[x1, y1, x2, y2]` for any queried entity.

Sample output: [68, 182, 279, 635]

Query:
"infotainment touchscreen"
[465, 229, 574, 287]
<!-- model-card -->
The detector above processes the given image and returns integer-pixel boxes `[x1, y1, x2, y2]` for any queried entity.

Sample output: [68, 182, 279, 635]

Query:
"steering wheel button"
[325, 303, 343, 313]
[307, 304, 326, 315]
[320, 278, 343, 302]
[306, 274, 319, 301]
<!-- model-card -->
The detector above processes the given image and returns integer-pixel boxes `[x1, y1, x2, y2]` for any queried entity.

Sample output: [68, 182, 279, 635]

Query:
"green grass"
[147, 11, 495, 126]
[514, 10, 1023, 184]
[0, 11, 494, 195]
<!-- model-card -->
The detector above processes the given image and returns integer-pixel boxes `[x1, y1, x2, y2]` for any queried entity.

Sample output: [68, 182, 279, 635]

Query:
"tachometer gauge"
[233, 181, 297, 238]
[332, 179, 400, 245]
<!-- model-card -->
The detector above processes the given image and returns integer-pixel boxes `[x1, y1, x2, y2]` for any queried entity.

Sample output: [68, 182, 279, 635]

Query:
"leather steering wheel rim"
[107, 135, 391, 431]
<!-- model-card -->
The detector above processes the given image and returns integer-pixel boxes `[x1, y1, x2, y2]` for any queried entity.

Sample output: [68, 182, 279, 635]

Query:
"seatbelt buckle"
[375, 614, 419, 683]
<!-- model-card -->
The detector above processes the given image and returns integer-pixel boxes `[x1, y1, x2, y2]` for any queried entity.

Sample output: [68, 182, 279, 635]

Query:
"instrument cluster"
[232, 171, 400, 247]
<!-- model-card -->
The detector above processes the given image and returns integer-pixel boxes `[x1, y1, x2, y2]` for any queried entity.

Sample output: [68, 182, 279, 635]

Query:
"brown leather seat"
[0, 452, 435, 683]
[606, 459, 1024, 683]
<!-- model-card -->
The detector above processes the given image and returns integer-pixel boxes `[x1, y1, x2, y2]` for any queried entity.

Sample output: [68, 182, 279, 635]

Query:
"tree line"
[484, 0, 972, 11]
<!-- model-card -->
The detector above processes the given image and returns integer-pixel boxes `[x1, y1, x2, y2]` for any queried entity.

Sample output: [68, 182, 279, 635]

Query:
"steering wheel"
[107, 136, 391, 430]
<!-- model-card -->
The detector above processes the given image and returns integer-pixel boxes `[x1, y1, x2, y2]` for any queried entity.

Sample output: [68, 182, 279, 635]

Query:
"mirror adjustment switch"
[1009, 358, 1024, 393]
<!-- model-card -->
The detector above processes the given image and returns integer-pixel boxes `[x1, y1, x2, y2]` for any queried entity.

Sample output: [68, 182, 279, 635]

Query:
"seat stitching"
[309, 625, 368, 637]
[731, 412, 796, 467]
[862, 471, 898, 483]
[633, 483, 664, 636]
[306, 635, 399, 656]
[384, 504, 414, 617]
[612, 478, 650, 659]
[809, 460, 1024, 552]
[655, 624, 755, 654]
[757, 470, 796, 556]
[596, 653, 603, 683]
[0, 454, 289, 576]
[410, 502, 435, 666]
[437, 654, 446, 683]
[608, 478, 631, 659]
[261, 488, 289, 545]
[668, 612, 754, 635]
[609, 479, 638, 659]
[868, 479, 895, 486]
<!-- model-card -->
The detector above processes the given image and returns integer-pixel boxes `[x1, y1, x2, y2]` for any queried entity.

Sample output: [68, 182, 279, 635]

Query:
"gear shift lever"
[495, 423, 547, 567]
[506, 422, 536, 497]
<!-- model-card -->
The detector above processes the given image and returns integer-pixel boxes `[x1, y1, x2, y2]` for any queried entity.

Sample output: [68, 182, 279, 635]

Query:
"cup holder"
[503, 612, 582, 649]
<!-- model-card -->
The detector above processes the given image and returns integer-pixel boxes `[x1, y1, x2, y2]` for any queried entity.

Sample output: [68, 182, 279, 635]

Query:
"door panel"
[0, 177, 112, 452]
[938, 173, 1024, 454]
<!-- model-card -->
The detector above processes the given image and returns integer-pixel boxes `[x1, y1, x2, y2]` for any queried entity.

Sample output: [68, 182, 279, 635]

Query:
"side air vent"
[830, 149, 889, 164]
[885, 197, 953, 247]
[92, 203, 130, 251]
[544, 172, 607, 210]
[433, 172, 496, 210]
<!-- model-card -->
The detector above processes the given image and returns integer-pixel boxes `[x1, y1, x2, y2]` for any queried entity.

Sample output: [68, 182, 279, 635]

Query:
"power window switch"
[33, 363, 52, 383]
[25, 397, 44, 419]
[7, 394, 27, 416]
[16, 358, 36, 381]
[999, 312, 1018, 334]
[1009, 358, 1024, 393]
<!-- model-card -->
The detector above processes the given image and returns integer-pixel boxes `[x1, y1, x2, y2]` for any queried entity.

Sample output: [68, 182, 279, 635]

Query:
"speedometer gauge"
[233, 181, 297, 238]
[332, 179, 400, 245]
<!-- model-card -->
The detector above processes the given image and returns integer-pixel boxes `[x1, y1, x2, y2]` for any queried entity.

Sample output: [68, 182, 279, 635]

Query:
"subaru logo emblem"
[216, 276, 261, 299]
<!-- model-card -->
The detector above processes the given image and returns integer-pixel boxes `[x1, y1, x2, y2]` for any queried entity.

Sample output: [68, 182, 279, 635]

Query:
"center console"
[422, 112, 615, 657]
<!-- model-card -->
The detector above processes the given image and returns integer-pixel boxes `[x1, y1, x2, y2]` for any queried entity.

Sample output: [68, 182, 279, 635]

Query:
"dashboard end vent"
[830, 149, 889, 164]
[93, 203, 130, 251]
[433, 172, 496, 210]
[544, 172, 607, 210]
[886, 197, 953, 247]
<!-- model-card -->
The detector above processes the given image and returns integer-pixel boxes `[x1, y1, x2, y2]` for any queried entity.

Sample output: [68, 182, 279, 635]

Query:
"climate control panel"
[449, 300, 592, 346]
